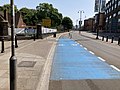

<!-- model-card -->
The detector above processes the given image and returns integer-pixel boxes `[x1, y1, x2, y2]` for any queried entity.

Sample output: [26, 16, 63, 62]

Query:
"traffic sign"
[42, 19, 51, 27]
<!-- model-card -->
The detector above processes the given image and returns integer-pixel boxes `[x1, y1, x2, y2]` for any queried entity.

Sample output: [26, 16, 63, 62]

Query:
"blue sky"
[0, 0, 109, 25]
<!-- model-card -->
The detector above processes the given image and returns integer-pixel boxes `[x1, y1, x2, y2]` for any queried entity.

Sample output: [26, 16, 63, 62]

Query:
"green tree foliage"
[36, 3, 63, 27]
[0, 4, 18, 12]
[62, 17, 73, 30]
[19, 8, 38, 25]
[1, 3, 73, 30]
[19, 3, 63, 27]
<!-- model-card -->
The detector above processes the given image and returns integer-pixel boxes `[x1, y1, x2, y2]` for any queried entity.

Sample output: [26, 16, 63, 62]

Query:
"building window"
[118, 1, 120, 6]
[112, 0, 114, 4]
[113, 13, 116, 17]
[118, 11, 120, 15]
[109, 8, 111, 12]
[118, 19, 120, 22]
[112, 6, 114, 10]
[106, 19, 108, 22]
[109, 15, 112, 19]
[115, 3, 117, 8]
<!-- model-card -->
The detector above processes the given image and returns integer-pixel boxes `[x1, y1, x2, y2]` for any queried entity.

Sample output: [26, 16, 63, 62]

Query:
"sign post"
[10, 0, 17, 90]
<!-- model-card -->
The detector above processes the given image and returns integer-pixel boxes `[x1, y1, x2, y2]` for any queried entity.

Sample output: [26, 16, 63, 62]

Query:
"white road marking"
[58, 44, 64, 46]
[84, 47, 87, 50]
[60, 78, 62, 80]
[76, 42, 79, 44]
[98, 57, 106, 62]
[110, 65, 120, 72]
[89, 51, 95, 55]
[72, 44, 78, 46]
[80, 45, 83, 47]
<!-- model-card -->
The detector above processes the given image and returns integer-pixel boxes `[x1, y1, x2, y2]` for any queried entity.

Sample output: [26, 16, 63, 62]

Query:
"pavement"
[80, 31, 119, 45]
[0, 32, 67, 90]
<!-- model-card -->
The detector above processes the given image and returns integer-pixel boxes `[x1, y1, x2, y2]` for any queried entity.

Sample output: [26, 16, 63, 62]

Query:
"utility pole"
[10, 0, 17, 90]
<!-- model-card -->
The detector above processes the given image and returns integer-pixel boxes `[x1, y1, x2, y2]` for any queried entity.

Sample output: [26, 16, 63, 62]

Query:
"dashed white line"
[58, 44, 64, 46]
[80, 45, 83, 47]
[89, 51, 95, 55]
[98, 57, 106, 62]
[84, 47, 87, 50]
[77, 42, 79, 45]
[72, 44, 78, 46]
[110, 65, 120, 72]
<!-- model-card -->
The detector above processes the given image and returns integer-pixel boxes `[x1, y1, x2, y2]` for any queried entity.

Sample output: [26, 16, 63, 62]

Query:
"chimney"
[4, 9, 7, 20]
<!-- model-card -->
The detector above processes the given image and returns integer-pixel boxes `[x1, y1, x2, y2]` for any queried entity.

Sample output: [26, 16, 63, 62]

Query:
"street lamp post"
[10, 0, 17, 90]
[78, 10, 84, 30]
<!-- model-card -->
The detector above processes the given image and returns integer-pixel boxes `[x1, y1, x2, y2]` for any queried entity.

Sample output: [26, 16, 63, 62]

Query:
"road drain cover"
[18, 61, 36, 67]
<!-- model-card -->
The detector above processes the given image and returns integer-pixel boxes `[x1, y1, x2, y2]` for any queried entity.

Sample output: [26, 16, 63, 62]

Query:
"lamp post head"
[78, 10, 84, 13]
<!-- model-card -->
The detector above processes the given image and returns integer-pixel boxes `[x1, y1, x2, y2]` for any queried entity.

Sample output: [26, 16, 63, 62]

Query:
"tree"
[0, 4, 18, 12]
[62, 17, 73, 31]
[19, 7, 38, 25]
[36, 3, 63, 27]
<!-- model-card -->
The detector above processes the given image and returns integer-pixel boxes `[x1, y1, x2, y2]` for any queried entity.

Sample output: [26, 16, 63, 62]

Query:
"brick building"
[95, 12, 105, 32]
[84, 18, 95, 32]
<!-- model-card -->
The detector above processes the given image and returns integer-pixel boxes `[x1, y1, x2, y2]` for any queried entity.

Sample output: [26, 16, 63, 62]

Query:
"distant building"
[84, 18, 95, 32]
[94, 12, 105, 32]
[105, 0, 120, 33]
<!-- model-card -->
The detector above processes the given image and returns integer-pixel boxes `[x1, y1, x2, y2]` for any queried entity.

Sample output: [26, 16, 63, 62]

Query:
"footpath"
[0, 32, 67, 90]
[80, 31, 119, 45]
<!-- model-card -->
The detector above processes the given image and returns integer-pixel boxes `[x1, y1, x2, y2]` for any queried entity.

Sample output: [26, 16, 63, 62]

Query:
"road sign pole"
[10, 0, 17, 90]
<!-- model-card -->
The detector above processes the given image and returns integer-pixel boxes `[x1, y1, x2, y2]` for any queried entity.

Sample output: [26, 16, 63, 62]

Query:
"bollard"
[102, 36, 104, 41]
[37, 24, 42, 39]
[106, 36, 108, 42]
[15, 35, 18, 48]
[53, 32, 56, 38]
[1, 36, 5, 53]
[118, 37, 120, 45]
[111, 36, 114, 43]
[33, 34, 36, 41]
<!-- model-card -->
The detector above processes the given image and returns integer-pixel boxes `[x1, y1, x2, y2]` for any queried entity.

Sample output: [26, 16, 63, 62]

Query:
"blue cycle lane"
[50, 37, 120, 80]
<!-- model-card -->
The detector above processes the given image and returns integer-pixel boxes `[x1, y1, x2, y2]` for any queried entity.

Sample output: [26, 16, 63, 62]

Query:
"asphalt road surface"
[49, 31, 120, 90]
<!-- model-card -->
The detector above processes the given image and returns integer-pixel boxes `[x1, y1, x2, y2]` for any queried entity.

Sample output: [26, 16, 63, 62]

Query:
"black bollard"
[15, 35, 18, 48]
[1, 36, 5, 53]
[111, 36, 114, 43]
[118, 37, 120, 45]
[37, 24, 42, 39]
[102, 36, 104, 41]
[106, 36, 108, 42]
[53, 32, 56, 38]
[33, 34, 36, 41]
